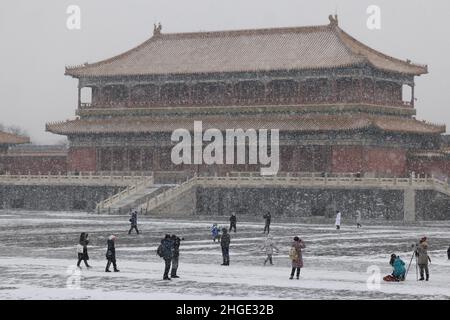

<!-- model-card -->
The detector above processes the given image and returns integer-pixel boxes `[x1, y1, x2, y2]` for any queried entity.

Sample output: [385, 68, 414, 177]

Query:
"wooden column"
[411, 84, 415, 107]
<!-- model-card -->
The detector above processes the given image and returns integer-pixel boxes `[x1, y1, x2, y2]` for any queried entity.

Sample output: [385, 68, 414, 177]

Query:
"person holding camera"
[416, 237, 431, 281]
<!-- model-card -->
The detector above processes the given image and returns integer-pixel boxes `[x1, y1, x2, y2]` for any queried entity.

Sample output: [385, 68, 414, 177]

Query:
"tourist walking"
[356, 210, 362, 228]
[289, 236, 305, 279]
[105, 235, 119, 272]
[76, 232, 91, 269]
[263, 212, 271, 234]
[170, 234, 181, 278]
[221, 228, 231, 266]
[229, 213, 237, 233]
[416, 237, 431, 281]
[128, 210, 139, 234]
[261, 234, 279, 265]
[335, 210, 341, 230]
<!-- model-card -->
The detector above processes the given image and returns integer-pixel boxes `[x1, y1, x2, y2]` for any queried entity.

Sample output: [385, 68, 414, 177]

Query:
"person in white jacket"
[335, 211, 341, 230]
[261, 235, 279, 265]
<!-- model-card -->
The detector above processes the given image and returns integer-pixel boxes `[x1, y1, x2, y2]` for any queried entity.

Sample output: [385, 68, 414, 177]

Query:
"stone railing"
[142, 173, 450, 213]
[0, 172, 152, 186]
[96, 175, 155, 209]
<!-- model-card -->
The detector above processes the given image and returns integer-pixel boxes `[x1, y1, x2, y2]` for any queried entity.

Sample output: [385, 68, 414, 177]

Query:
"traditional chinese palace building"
[47, 16, 448, 178]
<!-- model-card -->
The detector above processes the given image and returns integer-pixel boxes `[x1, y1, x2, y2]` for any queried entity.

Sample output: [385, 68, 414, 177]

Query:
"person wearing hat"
[105, 235, 119, 272]
[416, 237, 431, 281]
[220, 228, 231, 266]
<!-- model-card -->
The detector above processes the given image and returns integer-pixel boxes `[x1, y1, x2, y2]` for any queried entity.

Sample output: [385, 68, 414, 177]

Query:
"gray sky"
[1, 0, 449, 144]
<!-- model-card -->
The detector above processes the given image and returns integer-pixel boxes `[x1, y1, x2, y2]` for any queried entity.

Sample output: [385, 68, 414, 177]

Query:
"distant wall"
[0, 185, 122, 211]
[195, 187, 405, 220]
[0, 155, 67, 174]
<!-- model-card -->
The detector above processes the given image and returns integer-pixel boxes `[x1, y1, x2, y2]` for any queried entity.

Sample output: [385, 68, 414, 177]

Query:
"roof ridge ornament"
[328, 14, 338, 27]
[153, 22, 162, 36]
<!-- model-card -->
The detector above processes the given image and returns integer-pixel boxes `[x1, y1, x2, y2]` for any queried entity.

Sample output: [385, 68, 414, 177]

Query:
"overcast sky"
[1, 0, 449, 144]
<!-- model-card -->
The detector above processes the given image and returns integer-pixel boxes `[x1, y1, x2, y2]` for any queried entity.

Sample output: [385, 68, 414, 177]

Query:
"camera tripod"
[405, 244, 418, 281]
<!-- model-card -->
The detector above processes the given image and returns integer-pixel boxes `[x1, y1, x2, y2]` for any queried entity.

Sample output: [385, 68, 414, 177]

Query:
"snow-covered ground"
[0, 210, 449, 300]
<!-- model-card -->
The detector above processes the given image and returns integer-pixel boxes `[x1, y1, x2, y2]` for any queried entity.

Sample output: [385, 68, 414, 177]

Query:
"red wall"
[68, 147, 97, 172]
[364, 147, 406, 177]
[331, 146, 407, 177]
[0, 155, 67, 174]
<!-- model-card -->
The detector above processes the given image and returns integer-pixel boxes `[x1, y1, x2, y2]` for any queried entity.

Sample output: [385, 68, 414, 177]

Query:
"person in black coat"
[160, 234, 174, 280]
[263, 212, 271, 234]
[229, 213, 237, 233]
[105, 235, 120, 272]
[447, 245, 450, 260]
[128, 210, 139, 234]
[220, 228, 231, 266]
[170, 234, 182, 278]
[77, 232, 91, 268]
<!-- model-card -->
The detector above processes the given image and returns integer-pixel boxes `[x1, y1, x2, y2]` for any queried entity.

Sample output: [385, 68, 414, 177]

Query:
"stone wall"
[0, 185, 122, 211]
[195, 187, 405, 220]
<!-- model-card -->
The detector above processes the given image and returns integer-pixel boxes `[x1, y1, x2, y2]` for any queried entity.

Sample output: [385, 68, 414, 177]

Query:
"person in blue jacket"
[211, 224, 221, 242]
[389, 253, 406, 281]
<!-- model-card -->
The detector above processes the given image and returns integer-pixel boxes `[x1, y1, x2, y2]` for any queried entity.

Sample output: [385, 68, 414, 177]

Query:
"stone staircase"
[95, 176, 174, 214]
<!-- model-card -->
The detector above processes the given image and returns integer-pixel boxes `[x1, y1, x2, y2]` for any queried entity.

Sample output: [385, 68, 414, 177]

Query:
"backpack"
[156, 244, 163, 257]
[289, 246, 298, 261]
[77, 244, 84, 254]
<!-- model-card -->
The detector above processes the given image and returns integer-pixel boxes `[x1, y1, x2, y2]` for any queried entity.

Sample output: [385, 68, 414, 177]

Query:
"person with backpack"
[76, 232, 91, 269]
[229, 213, 237, 233]
[105, 235, 119, 272]
[220, 228, 231, 266]
[263, 212, 271, 234]
[157, 234, 174, 280]
[416, 237, 431, 281]
[261, 234, 279, 265]
[128, 210, 139, 234]
[170, 234, 182, 279]
[289, 236, 305, 279]
[211, 224, 221, 242]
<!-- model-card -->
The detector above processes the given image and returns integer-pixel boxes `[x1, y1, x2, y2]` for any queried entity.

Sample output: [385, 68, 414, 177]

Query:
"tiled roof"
[7, 145, 68, 157]
[65, 17, 426, 77]
[0, 131, 30, 145]
[46, 114, 444, 135]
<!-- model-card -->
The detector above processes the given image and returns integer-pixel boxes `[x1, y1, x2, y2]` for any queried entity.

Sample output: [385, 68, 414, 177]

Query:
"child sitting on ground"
[383, 254, 406, 282]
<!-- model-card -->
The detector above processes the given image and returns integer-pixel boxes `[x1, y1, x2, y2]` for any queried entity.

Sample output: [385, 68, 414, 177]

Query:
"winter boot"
[105, 269, 111, 272]
[171, 275, 180, 278]
[289, 276, 293, 280]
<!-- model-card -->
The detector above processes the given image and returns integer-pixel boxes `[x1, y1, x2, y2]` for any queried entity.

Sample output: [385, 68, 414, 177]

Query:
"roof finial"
[328, 14, 338, 27]
[153, 22, 162, 36]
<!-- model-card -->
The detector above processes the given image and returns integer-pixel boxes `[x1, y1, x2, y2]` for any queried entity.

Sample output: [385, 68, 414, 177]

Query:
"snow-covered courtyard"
[0, 210, 449, 300]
